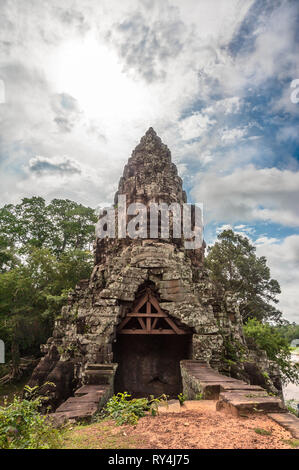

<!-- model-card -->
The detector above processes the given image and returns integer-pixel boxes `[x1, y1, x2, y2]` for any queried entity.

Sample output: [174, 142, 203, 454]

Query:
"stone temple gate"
[28, 128, 282, 418]
[113, 283, 193, 397]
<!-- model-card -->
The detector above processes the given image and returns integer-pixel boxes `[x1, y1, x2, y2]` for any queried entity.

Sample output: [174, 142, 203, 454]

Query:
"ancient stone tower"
[29, 128, 252, 409]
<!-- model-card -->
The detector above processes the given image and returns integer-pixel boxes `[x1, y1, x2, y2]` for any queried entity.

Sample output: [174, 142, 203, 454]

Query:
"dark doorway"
[113, 333, 192, 398]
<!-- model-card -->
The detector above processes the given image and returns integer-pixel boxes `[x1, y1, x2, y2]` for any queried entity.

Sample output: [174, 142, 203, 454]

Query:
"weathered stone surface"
[53, 384, 112, 423]
[29, 128, 282, 418]
[268, 412, 299, 439]
[180, 360, 285, 412]
[216, 391, 286, 416]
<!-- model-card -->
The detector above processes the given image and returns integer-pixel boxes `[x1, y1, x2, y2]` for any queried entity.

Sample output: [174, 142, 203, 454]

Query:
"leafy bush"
[243, 318, 299, 384]
[105, 392, 167, 425]
[178, 393, 187, 405]
[0, 388, 61, 449]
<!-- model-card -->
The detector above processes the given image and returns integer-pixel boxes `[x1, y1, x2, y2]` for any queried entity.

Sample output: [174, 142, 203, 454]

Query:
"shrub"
[0, 392, 61, 449]
[178, 393, 187, 405]
[105, 392, 167, 425]
[195, 392, 203, 400]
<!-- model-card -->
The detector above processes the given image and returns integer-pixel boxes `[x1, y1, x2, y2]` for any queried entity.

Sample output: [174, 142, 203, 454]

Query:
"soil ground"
[62, 400, 299, 449]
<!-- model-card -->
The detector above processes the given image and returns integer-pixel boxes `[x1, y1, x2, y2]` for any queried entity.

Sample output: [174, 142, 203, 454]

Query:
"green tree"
[206, 229, 281, 323]
[274, 321, 299, 344]
[0, 197, 97, 381]
[243, 318, 299, 384]
[0, 197, 97, 258]
[47, 198, 97, 255]
[0, 247, 93, 378]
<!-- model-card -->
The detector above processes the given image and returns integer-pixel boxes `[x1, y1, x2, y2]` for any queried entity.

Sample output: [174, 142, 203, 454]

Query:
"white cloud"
[221, 127, 247, 143]
[192, 166, 299, 227]
[255, 235, 299, 323]
[255, 236, 279, 245]
[179, 113, 216, 141]
[204, 96, 242, 116]
[0, 0, 298, 324]
[216, 224, 232, 233]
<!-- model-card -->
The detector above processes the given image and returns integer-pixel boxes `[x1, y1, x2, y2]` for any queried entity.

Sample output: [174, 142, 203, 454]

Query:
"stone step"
[216, 390, 286, 416]
[268, 412, 299, 439]
[84, 369, 114, 385]
[51, 384, 111, 425]
[85, 369, 114, 376]
[86, 363, 116, 371]
[74, 384, 108, 397]
[181, 359, 286, 416]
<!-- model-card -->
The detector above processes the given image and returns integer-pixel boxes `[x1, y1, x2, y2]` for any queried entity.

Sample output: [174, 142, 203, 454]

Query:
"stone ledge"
[268, 412, 299, 439]
[216, 391, 286, 417]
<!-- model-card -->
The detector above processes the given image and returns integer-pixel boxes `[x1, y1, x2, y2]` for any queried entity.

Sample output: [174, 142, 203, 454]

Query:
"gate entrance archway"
[113, 287, 192, 397]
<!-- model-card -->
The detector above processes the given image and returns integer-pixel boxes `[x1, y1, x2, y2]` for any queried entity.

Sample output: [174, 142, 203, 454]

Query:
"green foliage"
[0, 197, 96, 367]
[0, 247, 93, 362]
[206, 229, 282, 323]
[104, 392, 167, 425]
[0, 394, 61, 449]
[285, 399, 298, 416]
[283, 439, 299, 448]
[243, 318, 299, 384]
[222, 335, 247, 363]
[177, 393, 187, 405]
[274, 322, 299, 344]
[254, 428, 272, 436]
[195, 392, 203, 400]
[0, 197, 97, 262]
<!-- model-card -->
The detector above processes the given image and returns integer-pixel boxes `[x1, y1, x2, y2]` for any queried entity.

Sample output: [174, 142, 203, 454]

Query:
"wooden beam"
[118, 329, 176, 335]
[116, 316, 131, 331]
[126, 312, 167, 318]
[132, 292, 148, 313]
[117, 289, 189, 335]
[164, 316, 185, 335]
[137, 317, 146, 330]
[148, 294, 163, 314]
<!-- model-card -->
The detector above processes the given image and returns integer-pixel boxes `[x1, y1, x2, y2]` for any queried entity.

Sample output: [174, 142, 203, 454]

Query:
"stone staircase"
[49, 363, 118, 425]
[180, 360, 286, 415]
[83, 363, 116, 385]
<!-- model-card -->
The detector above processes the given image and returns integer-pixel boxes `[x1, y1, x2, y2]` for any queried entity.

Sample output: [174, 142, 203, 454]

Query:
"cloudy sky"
[0, 0, 298, 322]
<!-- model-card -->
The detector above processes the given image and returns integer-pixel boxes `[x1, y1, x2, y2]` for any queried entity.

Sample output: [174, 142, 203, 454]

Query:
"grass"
[254, 428, 272, 436]
[283, 439, 299, 448]
[61, 419, 143, 449]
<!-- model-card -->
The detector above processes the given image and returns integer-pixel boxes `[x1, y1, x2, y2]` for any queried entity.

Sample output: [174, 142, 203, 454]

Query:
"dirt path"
[62, 400, 298, 449]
